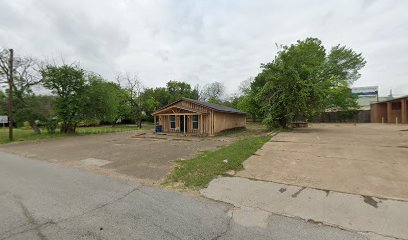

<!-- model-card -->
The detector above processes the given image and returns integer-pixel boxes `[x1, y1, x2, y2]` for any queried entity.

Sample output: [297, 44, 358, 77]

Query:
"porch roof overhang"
[152, 105, 205, 115]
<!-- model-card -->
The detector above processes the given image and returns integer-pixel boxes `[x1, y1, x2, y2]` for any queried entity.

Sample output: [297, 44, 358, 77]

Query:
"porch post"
[184, 115, 186, 134]
[183, 115, 186, 134]
[200, 114, 203, 134]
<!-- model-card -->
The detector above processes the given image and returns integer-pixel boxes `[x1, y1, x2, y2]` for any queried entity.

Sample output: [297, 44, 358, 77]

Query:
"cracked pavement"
[202, 177, 407, 240]
[1, 151, 369, 239]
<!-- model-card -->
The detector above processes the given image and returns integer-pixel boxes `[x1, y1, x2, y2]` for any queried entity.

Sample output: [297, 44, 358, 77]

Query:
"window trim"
[169, 115, 176, 129]
[192, 115, 199, 130]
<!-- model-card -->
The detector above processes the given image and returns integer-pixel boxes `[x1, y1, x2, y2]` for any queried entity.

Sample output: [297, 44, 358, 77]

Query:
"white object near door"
[0, 116, 8, 124]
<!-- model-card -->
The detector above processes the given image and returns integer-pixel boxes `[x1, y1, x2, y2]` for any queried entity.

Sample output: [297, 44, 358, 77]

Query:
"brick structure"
[371, 96, 408, 124]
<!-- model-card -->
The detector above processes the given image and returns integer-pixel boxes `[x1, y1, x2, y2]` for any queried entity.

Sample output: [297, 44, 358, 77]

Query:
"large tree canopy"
[83, 74, 123, 124]
[41, 64, 87, 133]
[249, 38, 365, 129]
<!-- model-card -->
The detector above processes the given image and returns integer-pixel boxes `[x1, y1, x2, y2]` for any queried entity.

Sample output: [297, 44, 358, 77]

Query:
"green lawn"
[164, 134, 272, 189]
[214, 121, 270, 138]
[0, 123, 153, 144]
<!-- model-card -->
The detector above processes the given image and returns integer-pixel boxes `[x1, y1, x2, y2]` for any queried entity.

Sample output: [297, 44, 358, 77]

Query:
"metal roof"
[370, 95, 408, 104]
[153, 98, 246, 115]
[183, 98, 246, 114]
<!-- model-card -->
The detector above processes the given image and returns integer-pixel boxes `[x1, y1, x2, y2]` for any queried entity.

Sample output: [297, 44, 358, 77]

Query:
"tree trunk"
[279, 117, 287, 128]
[61, 122, 76, 134]
[30, 121, 41, 134]
[61, 122, 67, 133]
[138, 119, 142, 129]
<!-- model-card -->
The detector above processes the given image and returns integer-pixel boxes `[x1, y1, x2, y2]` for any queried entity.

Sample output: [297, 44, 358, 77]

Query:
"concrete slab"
[0, 131, 228, 184]
[80, 158, 111, 167]
[202, 177, 408, 239]
[237, 123, 408, 200]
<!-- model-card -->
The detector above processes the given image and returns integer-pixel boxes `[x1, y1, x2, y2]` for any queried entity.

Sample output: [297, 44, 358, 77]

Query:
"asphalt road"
[0, 151, 369, 240]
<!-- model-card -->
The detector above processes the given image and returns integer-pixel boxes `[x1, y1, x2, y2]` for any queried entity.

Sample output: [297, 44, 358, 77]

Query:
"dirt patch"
[237, 123, 408, 200]
[0, 131, 229, 184]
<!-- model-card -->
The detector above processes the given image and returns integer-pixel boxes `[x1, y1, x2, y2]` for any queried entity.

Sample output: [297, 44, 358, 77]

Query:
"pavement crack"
[1, 187, 140, 240]
[357, 230, 407, 240]
[150, 222, 183, 240]
[210, 210, 233, 240]
[57, 186, 141, 224]
[209, 201, 408, 240]
[81, 186, 140, 213]
[0, 198, 53, 240]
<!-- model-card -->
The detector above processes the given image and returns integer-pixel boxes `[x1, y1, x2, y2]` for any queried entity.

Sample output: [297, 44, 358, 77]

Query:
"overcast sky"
[0, 0, 407, 96]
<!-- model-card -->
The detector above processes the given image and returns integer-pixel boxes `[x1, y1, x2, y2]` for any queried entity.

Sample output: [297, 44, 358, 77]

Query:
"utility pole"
[8, 49, 13, 141]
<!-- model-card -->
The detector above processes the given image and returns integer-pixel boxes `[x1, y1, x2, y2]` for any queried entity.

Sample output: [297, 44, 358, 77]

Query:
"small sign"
[352, 86, 378, 97]
[0, 116, 8, 124]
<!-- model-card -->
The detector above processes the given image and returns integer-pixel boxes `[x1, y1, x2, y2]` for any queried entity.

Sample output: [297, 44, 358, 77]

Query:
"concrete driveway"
[201, 124, 408, 239]
[0, 131, 228, 184]
[237, 123, 408, 200]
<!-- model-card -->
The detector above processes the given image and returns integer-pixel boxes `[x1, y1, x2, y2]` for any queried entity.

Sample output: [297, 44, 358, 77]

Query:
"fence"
[313, 110, 371, 123]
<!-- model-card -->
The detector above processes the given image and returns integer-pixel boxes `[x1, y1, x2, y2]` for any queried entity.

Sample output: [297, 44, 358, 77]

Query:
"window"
[192, 115, 199, 129]
[170, 115, 176, 129]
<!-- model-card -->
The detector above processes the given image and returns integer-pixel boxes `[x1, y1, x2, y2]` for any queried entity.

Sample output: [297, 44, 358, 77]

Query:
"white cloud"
[1, 0, 407, 96]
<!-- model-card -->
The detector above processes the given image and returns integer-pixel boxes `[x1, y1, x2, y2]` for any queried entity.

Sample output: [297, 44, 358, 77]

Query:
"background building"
[371, 96, 408, 124]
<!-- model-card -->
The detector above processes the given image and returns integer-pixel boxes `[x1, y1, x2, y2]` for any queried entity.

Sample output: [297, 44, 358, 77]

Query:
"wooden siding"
[213, 112, 246, 134]
[154, 99, 246, 136]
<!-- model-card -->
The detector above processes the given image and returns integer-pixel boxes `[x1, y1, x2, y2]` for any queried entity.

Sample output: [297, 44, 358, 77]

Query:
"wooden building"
[152, 98, 246, 136]
[370, 95, 408, 124]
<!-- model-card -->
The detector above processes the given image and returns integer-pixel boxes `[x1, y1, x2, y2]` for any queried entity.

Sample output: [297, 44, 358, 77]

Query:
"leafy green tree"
[142, 87, 169, 121]
[83, 75, 123, 124]
[41, 65, 87, 133]
[237, 91, 261, 122]
[0, 90, 6, 115]
[14, 94, 55, 129]
[251, 38, 365, 129]
[166, 80, 198, 102]
[116, 73, 145, 128]
[323, 45, 365, 110]
[142, 81, 199, 121]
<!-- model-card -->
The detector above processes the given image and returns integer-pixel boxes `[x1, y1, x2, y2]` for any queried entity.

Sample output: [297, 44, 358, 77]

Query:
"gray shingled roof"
[183, 98, 246, 114]
[154, 98, 246, 114]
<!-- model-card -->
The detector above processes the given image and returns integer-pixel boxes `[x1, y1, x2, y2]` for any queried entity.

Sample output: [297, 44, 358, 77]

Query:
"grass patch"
[0, 123, 153, 144]
[165, 135, 272, 189]
[215, 121, 268, 138]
